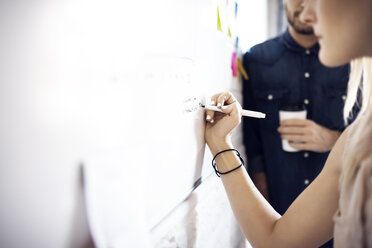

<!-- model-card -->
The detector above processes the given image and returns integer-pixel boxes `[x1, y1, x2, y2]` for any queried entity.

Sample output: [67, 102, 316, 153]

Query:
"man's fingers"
[281, 134, 309, 143]
[287, 141, 311, 150]
[278, 126, 308, 135]
[280, 118, 312, 126]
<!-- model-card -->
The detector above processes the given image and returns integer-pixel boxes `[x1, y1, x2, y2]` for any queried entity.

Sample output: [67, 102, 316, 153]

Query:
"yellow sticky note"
[217, 7, 222, 31]
[228, 26, 232, 37]
[237, 58, 249, 80]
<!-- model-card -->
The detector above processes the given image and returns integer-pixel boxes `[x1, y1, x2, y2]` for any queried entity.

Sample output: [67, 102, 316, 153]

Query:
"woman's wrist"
[208, 139, 234, 156]
[212, 148, 244, 177]
[211, 146, 242, 173]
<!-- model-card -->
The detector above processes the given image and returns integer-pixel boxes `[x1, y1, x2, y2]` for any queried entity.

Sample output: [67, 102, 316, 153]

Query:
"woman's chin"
[319, 49, 351, 68]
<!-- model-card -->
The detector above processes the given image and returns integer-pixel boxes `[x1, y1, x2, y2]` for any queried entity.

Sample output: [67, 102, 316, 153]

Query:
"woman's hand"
[204, 92, 242, 155]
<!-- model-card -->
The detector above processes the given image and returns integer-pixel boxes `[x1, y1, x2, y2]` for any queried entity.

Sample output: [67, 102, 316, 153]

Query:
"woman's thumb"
[220, 103, 235, 115]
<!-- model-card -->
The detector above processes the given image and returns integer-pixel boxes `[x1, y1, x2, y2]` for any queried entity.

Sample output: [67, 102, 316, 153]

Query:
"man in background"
[242, 0, 355, 247]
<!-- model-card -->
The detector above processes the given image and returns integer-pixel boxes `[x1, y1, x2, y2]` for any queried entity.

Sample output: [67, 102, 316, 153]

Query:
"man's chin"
[293, 25, 314, 35]
[297, 29, 315, 35]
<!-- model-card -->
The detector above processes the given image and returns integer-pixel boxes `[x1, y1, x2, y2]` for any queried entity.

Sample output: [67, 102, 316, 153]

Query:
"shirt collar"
[281, 28, 320, 54]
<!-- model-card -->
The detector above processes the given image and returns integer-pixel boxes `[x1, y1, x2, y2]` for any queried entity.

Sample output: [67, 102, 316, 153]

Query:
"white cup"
[279, 108, 307, 152]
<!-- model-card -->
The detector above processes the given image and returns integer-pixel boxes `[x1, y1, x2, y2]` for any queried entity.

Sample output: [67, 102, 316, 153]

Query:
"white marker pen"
[200, 104, 266, 119]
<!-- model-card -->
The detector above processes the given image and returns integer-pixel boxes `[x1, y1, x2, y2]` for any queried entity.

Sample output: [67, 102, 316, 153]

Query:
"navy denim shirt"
[242, 29, 350, 215]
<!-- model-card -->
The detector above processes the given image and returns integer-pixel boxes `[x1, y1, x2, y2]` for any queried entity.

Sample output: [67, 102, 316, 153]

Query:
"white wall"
[237, 0, 268, 51]
[0, 1, 145, 247]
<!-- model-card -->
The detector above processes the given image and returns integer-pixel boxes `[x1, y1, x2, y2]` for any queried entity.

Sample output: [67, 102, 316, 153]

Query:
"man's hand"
[277, 119, 341, 152]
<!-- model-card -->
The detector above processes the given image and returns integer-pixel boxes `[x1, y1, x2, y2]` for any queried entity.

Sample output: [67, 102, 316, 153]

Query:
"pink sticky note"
[231, 52, 237, 77]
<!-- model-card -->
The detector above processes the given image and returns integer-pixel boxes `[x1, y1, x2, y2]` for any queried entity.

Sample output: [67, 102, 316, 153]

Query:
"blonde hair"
[341, 57, 372, 186]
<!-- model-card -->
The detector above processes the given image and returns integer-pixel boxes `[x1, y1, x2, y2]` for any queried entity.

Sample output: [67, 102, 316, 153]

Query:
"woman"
[205, 0, 372, 247]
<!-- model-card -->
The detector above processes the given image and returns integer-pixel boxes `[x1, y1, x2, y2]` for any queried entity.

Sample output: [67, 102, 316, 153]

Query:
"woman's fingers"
[206, 95, 218, 123]
[216, 92, 237, 108]
[206, 92, 240, 123]
[204, 92, 243, 149]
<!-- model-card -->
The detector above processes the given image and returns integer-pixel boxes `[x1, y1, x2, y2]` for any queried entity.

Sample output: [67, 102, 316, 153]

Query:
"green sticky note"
[217, 7, 222, 31]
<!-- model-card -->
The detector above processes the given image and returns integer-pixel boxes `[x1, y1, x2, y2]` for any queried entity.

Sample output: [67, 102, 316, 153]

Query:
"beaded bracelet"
[212, 148, 244, 177]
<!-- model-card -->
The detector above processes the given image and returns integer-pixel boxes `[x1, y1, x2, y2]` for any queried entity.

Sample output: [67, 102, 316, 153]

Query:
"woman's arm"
[205, 92, 346, 248]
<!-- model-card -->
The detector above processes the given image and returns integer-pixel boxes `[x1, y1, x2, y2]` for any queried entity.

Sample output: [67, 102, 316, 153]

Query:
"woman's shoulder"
[334, 114, 372, 247]
[323, 114, 366, 176]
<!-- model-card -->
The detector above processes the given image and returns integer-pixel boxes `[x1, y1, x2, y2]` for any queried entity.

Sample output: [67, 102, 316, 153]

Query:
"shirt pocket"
[325, 88, 347, 130]
[253, 89, 288, 131]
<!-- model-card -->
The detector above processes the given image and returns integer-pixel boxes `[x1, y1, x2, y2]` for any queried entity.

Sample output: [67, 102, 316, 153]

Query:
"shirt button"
[305, 49, 311, 55]
[304, 99, 310, 105]
[304, 152, 309, 158]
[304, 179, 310, 185]
[342, 95, 347, 101]
[304, 72, 310, 78]
[267, 94, 273, 100]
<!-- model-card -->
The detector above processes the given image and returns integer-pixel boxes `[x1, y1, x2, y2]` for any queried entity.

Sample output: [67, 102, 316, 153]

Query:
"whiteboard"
[139, 0, 241, 229]
[0, 0, 266, 247]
